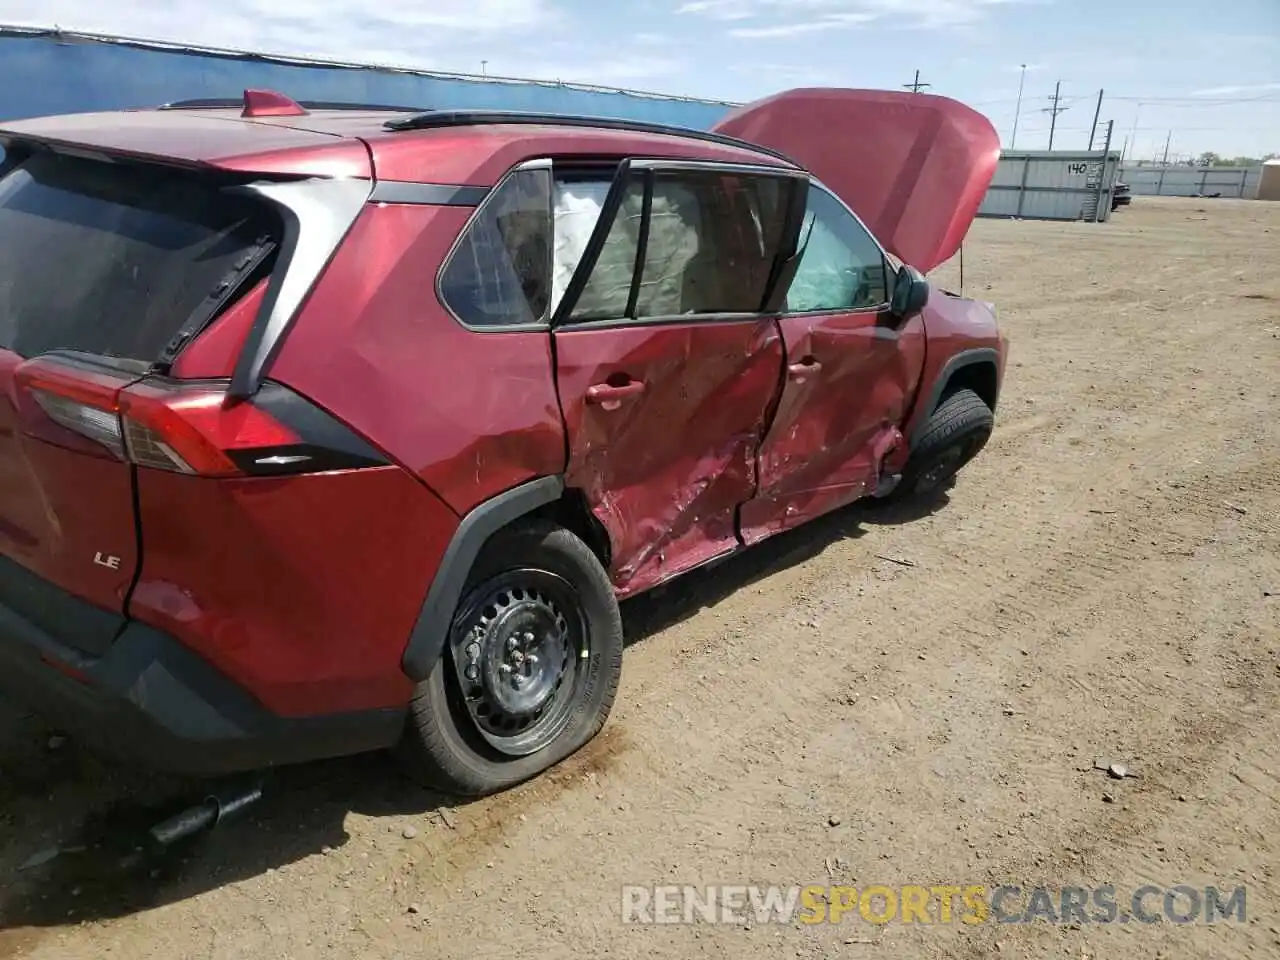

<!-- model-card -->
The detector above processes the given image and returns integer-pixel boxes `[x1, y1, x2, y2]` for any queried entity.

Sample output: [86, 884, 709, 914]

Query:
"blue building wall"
[0, 28, 736, 130]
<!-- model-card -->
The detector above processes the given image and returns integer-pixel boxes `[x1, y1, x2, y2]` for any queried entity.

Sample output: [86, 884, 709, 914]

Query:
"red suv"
[0, 87, 1006, 795]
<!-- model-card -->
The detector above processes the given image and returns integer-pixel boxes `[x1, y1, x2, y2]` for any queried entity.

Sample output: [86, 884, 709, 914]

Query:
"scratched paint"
[270, 203, 567, 514]
[554, 320, 783, 595]
[739, 309, 926, 543]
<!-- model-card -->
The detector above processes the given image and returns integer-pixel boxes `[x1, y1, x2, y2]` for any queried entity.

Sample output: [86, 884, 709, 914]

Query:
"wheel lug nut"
[499, 664, 512, 675]
[466, 642, 481, 660]
[523, 631, 535, 644]
[507, 637, 519, 650]
[464, 664, 479, 681]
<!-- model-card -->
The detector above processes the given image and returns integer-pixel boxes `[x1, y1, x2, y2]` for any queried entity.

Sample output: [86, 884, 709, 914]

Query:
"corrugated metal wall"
[0, 27, 733, 129]
[979, 150, 1123, 222]
[1118, 165, 1262, 199]
[1, 26, 1136, 226]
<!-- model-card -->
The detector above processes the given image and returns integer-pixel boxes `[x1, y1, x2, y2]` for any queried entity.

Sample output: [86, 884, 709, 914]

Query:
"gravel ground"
[1, 196, 1278, 960]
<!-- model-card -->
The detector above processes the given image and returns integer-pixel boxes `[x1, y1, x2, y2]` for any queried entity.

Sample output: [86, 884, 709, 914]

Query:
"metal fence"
[5, 25, 1142, 228]
[979, 150, 1123, 222]
[0, 25, 734, 129]
[1118, 165, 1261, 199]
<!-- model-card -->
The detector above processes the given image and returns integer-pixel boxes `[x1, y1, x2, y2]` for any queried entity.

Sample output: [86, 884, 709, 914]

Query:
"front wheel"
[398, 521, 623, 797]
[895, 388, 994, 500]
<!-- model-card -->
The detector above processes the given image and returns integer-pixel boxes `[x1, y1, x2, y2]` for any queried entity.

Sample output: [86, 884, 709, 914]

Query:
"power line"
[1016, 124, 1268, 134]
[966, 93, 1280, 107]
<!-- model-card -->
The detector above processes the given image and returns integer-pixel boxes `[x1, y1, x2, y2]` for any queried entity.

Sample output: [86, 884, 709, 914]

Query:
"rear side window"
[566, 169, 794, 323]
[0, 152, 277, 361]
[438, 168, 552, 327]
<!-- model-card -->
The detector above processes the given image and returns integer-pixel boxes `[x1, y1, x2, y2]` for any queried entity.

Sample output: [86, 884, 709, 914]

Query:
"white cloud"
[0, 0, 556, 66]
[513, 55, 688, 85]
[731, 12, 875, 37]
[683, 0, 1031, 34]
[674, 1, 753, 20]
[1191, 81, 1280, 96]
[852, 0, 1028, 28]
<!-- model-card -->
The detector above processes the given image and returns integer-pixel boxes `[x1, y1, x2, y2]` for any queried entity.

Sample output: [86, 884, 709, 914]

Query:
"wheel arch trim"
[909, 347, 1000, 448]
[402, 475, 566, 681]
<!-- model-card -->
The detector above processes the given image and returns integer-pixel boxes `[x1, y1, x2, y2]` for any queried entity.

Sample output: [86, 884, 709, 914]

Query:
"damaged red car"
[0, 87, 1006, 795]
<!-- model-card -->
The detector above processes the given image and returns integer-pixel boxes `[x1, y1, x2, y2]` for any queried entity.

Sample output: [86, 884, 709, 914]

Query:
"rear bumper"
[0, 590, 406, 776]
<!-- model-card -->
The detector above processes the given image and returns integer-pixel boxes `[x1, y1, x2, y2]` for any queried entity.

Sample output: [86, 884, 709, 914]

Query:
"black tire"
[895, 388, 994, 500]
[397, 520, 623, 797]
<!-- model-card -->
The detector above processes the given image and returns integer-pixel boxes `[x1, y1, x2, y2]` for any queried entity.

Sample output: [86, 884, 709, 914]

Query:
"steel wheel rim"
[448, 568, 590, 757]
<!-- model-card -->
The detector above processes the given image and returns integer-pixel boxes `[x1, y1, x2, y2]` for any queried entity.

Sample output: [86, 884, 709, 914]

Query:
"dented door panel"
[554, 319, 783, 596]
[740, 311, 926, 543]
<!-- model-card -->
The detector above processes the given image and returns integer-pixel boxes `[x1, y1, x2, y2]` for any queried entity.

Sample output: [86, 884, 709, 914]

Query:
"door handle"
[586, 380, 646, 406]
[787, 357, 822, 380]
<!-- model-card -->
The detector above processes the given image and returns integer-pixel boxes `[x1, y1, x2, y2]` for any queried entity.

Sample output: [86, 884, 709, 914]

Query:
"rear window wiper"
[156, 234, 279, 370]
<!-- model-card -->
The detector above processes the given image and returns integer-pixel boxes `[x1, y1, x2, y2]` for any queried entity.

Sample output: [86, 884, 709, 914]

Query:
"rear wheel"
[398, 521, 623, 796]
[895, 388, 994, 499]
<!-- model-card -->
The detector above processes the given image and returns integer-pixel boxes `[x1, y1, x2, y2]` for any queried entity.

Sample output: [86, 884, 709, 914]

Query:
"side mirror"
[890, 265, 930, 319]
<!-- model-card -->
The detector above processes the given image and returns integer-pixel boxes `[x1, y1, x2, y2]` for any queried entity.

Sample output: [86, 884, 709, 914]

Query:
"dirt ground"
[1, 196, 1278, 960]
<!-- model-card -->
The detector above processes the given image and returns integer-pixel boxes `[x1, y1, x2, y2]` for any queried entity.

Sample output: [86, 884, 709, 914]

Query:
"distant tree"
[1196, 150, 1221, 166]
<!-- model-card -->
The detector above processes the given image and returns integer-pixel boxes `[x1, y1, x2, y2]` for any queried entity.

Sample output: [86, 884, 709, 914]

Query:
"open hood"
[712, 88, 1000, 274]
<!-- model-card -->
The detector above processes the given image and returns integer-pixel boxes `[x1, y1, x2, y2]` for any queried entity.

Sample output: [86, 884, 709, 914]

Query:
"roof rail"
[159, 97, 427, 113]
[382, 110, 798, 167]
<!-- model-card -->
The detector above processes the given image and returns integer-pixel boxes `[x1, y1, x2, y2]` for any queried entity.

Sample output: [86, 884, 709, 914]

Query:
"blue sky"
[1, 0, 1277, 157]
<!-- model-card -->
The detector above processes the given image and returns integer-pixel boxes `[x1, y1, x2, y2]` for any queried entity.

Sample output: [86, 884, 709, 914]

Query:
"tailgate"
[0, 147, 281, 654]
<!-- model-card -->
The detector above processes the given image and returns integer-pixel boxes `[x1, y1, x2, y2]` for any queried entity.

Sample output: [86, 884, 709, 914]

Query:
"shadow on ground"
[0, 491, 946, 935]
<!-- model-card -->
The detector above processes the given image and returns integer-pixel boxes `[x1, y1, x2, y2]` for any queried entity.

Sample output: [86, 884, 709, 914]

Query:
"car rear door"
[739, 182, 926, 543]
[550, 159, 806, 596]
[0, 147, 280, 654]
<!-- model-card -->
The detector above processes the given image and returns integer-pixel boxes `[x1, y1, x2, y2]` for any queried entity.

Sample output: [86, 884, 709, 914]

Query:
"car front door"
[739, 181, 927, 544]
[550, 160, 804, 596]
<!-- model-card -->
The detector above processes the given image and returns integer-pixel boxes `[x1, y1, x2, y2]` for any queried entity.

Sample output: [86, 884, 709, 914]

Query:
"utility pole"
[1087, 88, 1104, 151]
[1160, 130, 1172, 165]
[1041, 80, 1069, 150]
[1128, 103, 1142, 163]
[1011, 63, 1027, 148]
[902, 70, 931, 93]
[1094, 119, 1115, 223]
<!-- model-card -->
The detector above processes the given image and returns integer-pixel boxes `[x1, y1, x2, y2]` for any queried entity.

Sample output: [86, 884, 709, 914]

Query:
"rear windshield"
[0, 151, 278, 361]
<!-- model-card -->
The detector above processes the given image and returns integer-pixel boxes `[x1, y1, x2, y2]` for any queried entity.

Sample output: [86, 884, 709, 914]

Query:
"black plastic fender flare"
[401, 475, 565, 682]
[908, 346, 1000, 449]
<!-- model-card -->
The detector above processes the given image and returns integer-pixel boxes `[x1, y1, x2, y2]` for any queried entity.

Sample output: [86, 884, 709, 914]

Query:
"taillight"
[31, 387, 126, 459]
[21, 355, 133, 459]
[16, 355, 388, 477]
[118, 381, 299, 476]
